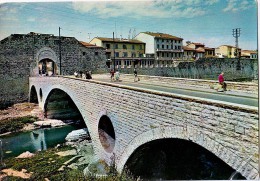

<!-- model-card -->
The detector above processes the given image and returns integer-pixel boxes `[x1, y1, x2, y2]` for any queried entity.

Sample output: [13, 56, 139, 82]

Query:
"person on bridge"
[134, 68, 139, 82]
[110, 69, 115, 81]
[218, 72, 227, 91]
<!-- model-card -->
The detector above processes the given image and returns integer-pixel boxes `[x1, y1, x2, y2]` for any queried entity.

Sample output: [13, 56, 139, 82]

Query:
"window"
[115, 44, 118, 49]
[162, 52, 164, 57]
[166, 45, 169, 49]
[132, 53, 136, 57]
[106, 44, 110, 49]
[162, 45, 164, 49]
[167, 53, 169, 57]
[123, 52, 128, 57]
[162, 39, 164, 42]
[157, 44, 160, 49]
[115, 52, 119, 57]
[83, 52, 86, 56]
[95, 52, 98, 56]
[125, 60, 131, 66]
[140, 45, 143, 50]
[175, 46, 177, 49]
[139, 53, 143, 57]
[116, 60, 121, 65]
[132, 45, 135, 50]
[123, 44, 127, 49]
[171, 45, 173, 49]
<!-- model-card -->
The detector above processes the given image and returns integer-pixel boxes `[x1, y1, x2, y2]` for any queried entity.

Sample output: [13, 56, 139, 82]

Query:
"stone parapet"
[29, 76, 259, 180]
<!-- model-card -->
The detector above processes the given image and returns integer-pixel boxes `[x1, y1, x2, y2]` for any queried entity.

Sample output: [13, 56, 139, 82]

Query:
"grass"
[0, 116, 39, 134]
[1, 145, 139, 181]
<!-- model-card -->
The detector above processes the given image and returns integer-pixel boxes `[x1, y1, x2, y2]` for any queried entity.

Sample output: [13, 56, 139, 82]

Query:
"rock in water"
[65, 128, 89, 142]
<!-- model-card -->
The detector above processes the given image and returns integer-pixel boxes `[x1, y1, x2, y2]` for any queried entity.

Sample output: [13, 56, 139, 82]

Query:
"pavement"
[69, 74, 258, 108]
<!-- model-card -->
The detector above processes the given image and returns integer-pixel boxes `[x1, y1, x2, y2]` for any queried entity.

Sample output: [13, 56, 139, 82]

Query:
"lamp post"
[59, 27, 62, 75]
[113, 32, 116, 72]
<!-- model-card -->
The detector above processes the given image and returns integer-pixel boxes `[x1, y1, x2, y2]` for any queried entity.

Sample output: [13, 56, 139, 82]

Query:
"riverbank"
[0, 103, 137, 180]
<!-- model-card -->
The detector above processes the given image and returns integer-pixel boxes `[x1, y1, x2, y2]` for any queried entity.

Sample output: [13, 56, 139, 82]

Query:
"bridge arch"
[44, 88, 84, 122]
[29, 85, 38, 103]
[117, 125, 247, 178]
[33, 47, 59, 76]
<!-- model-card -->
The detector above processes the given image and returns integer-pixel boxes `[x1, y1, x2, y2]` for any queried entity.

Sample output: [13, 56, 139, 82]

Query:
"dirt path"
[0, 102, 42, 121]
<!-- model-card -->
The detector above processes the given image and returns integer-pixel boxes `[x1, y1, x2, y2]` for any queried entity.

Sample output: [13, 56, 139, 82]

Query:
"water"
[0, 125, 79, 159]
[125, 138, 246, 180]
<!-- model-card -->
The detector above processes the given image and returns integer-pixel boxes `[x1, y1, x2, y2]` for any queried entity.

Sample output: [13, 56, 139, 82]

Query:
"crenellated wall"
[29, 76, 259, 180]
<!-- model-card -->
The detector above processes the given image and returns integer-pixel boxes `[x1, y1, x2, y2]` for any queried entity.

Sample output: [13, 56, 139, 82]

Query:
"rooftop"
[142, 32, 183, 40]
[93, 37, 145, 44]
[79, 41, 103, 48]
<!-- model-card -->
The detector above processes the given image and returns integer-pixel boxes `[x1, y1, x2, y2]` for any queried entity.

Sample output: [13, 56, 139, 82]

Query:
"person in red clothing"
[218, 72, 227, 91]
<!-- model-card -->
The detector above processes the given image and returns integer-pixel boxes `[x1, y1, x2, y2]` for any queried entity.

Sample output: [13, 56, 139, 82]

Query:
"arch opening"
[38, 58, 57, 76]
[98, 115, 115, 153]
[29, 86, 38, 103]
[44, 89, 86, 128]
[39, 88, 43, 102]
[124, 138, 245, 180]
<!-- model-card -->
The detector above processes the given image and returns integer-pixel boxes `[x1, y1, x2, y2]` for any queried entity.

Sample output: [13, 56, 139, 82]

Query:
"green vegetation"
[0, 116, 39, 134]
[1, 145, 138, 181]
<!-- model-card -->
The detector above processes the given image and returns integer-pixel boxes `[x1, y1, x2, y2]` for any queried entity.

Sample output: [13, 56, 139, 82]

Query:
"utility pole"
[59, 27, 62, 75]
[113, 32, 116, 72]
[232, 28, 241, 70]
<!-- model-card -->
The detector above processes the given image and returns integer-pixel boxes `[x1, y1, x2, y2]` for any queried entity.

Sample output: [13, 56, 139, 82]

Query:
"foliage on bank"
[1, 145, 138, 181]
[0, 116, 39, 134]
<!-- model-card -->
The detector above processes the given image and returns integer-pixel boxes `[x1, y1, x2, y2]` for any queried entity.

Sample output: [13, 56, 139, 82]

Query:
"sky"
[0, 0, 258, 50]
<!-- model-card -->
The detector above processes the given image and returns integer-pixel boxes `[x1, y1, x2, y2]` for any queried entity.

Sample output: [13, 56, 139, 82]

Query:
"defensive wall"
[0, 33, 106, 108]
[120, 58, 258, 81]
[29, 76, 259, 180]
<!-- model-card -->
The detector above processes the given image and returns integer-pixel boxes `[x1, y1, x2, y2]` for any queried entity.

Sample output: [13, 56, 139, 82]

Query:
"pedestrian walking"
[115, 70, 120, 81]
[134, 69, 138, 82]
[218, 72, 227, 91]
[110, 69, 115, 81]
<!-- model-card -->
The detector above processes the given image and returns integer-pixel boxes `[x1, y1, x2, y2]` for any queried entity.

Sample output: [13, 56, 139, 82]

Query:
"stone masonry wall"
[0, 33, 107, 108]
[30, 77, 259, 180]
[120, 58, 258, 81]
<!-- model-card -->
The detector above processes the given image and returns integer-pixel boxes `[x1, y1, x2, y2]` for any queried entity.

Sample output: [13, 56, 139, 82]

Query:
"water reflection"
[30, 130, 47, 151]
[0, 125, 77, 158]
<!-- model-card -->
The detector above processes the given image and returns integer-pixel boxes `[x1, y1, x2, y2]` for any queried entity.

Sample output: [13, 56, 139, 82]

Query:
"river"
[0, 125, 79, 159]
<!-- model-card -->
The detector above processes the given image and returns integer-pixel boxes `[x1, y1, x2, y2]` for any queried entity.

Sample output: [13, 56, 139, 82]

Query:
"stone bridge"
[29, 75, 259, 179]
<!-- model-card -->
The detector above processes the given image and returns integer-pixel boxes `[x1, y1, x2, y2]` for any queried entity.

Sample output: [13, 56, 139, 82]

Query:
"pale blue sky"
[0, 0, 258, 50]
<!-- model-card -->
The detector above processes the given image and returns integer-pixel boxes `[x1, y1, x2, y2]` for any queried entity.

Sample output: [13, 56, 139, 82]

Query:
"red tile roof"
[94, 37, 145, 44]
[183, 46, 195, 51]
[79, 41, 104, 48]
[142, 32, 183, 40]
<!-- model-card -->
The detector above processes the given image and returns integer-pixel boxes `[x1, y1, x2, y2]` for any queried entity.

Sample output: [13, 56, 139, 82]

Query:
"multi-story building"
[186, 42, 215, 59]
[241, 50, 258, 59]
[182, 46, 196, 61]
[215, 45, 241, 58]
[134, 32, 183, 67]
[90, 37, 151, 68]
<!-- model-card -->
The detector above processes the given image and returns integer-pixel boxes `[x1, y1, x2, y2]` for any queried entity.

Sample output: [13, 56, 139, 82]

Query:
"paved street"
[89, 74, 258, 107]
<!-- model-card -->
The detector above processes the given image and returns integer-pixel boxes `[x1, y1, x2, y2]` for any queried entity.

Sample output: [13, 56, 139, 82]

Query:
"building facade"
[0, 32, 106, 108]
[215, 45, 241, 58]
[186, 42, 215, 59]
[241, 50, 258, 59]
[90, 37, 151, 69]
[134, 32, 183, 67]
